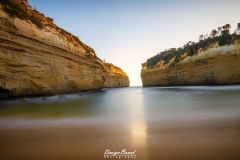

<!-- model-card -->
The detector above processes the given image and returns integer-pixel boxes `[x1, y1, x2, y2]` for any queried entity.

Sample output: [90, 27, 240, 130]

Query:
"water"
[1, 85, 240, 123]
[0, 86, 240, 159]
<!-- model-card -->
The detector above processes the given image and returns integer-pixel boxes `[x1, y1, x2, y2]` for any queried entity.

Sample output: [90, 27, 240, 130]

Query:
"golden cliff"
[141, 27, 240, 86]
[103, 63, 129, 87]
[0, 0, 129, 98]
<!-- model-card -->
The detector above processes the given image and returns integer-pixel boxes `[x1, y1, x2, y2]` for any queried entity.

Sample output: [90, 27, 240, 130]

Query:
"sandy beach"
[0, 117, 240, 160]
[1, 86, 240, 159]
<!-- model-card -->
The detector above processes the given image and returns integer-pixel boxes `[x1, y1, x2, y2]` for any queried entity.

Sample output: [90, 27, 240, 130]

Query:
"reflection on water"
[1, 85, 240, 127]
[131, 119, 146, 143]
[128, 88, 148, 158]
[1, 85, 240, 159]
[131, 119, 147, 158]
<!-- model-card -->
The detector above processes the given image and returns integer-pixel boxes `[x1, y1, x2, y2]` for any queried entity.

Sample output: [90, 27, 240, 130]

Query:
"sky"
[29, 0, 240, 86]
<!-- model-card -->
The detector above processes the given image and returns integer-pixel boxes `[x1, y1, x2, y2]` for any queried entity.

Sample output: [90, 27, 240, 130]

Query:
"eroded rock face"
[141, 44, 240, 86]
[0, 10, 105, 98]
[103, 63, 129, 88]
[0, 6, 130, 98]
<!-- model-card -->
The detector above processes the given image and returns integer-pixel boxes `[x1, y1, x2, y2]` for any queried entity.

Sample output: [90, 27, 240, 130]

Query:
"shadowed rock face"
[0, 4, 129, 98]
[103, 63, 130, 88]
[141, 44, 240, 86]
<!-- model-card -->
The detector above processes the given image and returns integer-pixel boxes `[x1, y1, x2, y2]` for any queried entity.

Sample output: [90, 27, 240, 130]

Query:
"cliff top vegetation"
[145, 23, 240, 69]
[0, 0, 95, 55]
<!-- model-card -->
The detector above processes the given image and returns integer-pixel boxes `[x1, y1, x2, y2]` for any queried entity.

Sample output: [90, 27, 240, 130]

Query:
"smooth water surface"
[0, 86, 240, 159]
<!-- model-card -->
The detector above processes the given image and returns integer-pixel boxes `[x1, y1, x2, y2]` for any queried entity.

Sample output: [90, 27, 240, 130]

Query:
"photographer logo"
[104, 149, 137, 159]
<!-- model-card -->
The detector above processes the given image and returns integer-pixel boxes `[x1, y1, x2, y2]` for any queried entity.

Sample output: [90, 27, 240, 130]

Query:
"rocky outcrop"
[103, 63, 129, 87]
[141, 42, 240, 86]
[0, 1, 129, 98]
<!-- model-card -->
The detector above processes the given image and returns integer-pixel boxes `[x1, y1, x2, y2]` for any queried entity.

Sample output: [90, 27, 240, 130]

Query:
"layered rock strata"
[103, 63, 129, 87]
[0, 2, 129, 98]
[141, 44, 240, 86]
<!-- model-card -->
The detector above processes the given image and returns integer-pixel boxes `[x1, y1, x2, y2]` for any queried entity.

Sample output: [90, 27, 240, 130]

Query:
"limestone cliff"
[141, 29, 240, 86]
[0, 0, 129, 98]
[103, 63, 129, 87]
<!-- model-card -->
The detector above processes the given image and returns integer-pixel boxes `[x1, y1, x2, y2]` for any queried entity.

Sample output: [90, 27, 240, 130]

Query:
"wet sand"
[1, 86, 240, 159]
[0, 118, 240, 160]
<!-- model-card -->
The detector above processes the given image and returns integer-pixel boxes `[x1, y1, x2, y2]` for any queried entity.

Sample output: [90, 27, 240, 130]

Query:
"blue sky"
[29, 0, 240, 86]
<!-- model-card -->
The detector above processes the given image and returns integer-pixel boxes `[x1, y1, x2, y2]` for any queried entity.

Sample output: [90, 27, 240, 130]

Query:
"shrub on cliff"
[1, 0, 44, 29]
[146, 24, 240, 69]
[47, 17, 54, 22]
[218, 35, 232, 46]
[1, 0, 28, 19]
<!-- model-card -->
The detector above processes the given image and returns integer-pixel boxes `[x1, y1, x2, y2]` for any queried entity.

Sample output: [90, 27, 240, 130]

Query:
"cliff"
[0, 0, 129, 98]
[103, 63, 129, 87]
[141, 27, 240, 86]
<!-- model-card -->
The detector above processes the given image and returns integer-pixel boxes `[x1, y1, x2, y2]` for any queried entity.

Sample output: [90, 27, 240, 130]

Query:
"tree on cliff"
[210, 29, 217, 38]
[217, 26, 222, 36]
[199, 35, 204, 41]
[204, 34, 209, 40]
[233, 23, 240, 35]
[145, 23, 240, 69]
[225, 24, 231, 30]
[221, 24, 231, 35]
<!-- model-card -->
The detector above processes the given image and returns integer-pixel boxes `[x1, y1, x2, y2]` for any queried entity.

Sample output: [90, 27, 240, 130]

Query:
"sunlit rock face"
[0, 1, 129, 98]
[0, 10, 105, 98]
[103, 63, 130, 88]
[141, 44, 240, 86]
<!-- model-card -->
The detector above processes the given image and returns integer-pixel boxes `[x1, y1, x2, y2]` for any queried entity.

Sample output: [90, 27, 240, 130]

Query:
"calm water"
[1, 85, 240, 121]
[0, 86, 240, 159]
